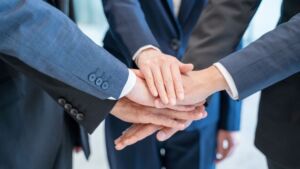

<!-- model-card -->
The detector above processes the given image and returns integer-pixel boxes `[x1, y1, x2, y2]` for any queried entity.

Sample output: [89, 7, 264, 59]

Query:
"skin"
[110, 98, 207, 130]
[117, 66, 231, 149]
[114, 110, 207, 151]
[136, 48, 194, 105]
[216, 130, 239, 163]
[126, 69, 198, 111]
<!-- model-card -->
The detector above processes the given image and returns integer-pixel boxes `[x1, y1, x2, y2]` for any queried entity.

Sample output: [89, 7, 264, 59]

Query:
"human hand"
[136, 48, 194, 105]
[155, 66, 230, 107]
[216, 130, 239, 163]
[114, 104, 207, 150]
[126, 69, 197, 111]
[110, 98, 206, 130]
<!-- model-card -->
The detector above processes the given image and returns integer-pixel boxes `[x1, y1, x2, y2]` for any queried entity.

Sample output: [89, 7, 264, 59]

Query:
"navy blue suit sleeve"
[218, 91, 242, 131]
[102, 0, 160, 57]
[220, 13, 300, 99]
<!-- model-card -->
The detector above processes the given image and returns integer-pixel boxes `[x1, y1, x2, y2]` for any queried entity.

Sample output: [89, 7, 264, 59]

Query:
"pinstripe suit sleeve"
[220, 13, 300, 99]
[0, 0, 131, 133]
[0, 0, 129, 100]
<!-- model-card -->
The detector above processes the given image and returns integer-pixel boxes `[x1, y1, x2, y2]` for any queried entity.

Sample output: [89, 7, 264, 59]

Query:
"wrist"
[119, 69, 137, 99]
[136, 48, 161, 67]
[133, 45, 160, 66]
[197, 66, 229, 95]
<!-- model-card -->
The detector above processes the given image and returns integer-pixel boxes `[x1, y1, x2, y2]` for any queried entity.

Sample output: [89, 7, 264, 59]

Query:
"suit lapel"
[163, 0, 182, 35]
[50, 0, 70, 15]
[178, 0, 196, 27]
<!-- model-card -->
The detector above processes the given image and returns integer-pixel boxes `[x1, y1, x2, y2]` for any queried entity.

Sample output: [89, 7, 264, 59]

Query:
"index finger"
[171, 63, 184, 100]
[115, 124, 161, 150]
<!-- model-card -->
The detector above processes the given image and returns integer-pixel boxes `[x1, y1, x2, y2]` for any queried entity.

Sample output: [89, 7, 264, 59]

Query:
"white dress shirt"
[173, 0, 182, 16]
[213, 63, 239, 99]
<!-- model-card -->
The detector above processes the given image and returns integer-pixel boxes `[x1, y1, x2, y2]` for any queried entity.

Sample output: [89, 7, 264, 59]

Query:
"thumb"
[179, 63, 194, 73]
[131, 69, 145, 79]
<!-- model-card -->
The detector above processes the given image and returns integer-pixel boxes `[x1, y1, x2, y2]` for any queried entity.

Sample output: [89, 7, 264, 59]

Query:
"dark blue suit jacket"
[103, 0, 241, 131]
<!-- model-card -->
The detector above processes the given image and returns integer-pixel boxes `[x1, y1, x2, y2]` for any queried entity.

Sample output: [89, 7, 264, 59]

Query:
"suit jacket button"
[171, 39, 180, 51]
[95, 78, 103, 86]
[64, 103, 72, 111]
[70, 108, 78, 116]
[101, 82, 109, 90]
[88, 73, 97, 82]
[76, 113, 84, 121]
[57, 98, 66, 106]
[160, 148, 166, 156]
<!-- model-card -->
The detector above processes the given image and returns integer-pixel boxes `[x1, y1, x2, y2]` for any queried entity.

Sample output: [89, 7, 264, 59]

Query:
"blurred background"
[72, 0, 282, 168]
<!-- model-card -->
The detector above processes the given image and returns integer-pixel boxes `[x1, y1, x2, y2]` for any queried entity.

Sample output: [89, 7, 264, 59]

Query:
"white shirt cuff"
[132, 45, 161, 64]
[107, 69, 136, 100]
[213, 63, 239, 100]
[120, 69, 137, 97]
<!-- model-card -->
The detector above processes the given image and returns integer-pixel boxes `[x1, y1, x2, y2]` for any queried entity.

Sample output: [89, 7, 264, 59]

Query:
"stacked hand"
[112, 72, 208, 150]
[111, 49, 233, 152]
[135, 48, 194, 105]
[111, 98, 207, 150]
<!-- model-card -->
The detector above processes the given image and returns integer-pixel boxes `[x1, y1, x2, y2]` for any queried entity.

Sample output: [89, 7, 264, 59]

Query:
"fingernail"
[114, 138, 121, 144]
[196, 113, 203, 119]
[163, 98, 169, 105]
[180, 123, 186, 130]
[157, 131, 166, 141]
[115, 144, 123, 151]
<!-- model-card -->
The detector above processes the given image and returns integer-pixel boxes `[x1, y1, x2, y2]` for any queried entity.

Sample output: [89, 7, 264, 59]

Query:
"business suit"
[256, 1, 300, 168]
[0, 0, 130, 168]
[186, 0, 300, 168]
[220, 14, 300, 168]
[102, 0, 241, 169]
[218, 13, 300, 99]
[216, 10, 300, 169]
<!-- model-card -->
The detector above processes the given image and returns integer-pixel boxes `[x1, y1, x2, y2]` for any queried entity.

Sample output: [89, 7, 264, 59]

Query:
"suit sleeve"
[220, 13, 300, 99]
[0, 0, 130, 133]
[0, 55, 116, 133]
[0, 0, 129, 100]
[102, 0, 160, 57]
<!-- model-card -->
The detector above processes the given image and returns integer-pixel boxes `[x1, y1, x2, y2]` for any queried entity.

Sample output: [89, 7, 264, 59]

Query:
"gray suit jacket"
[184, 0, 261, 69]
[0, 0, 129, 133]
